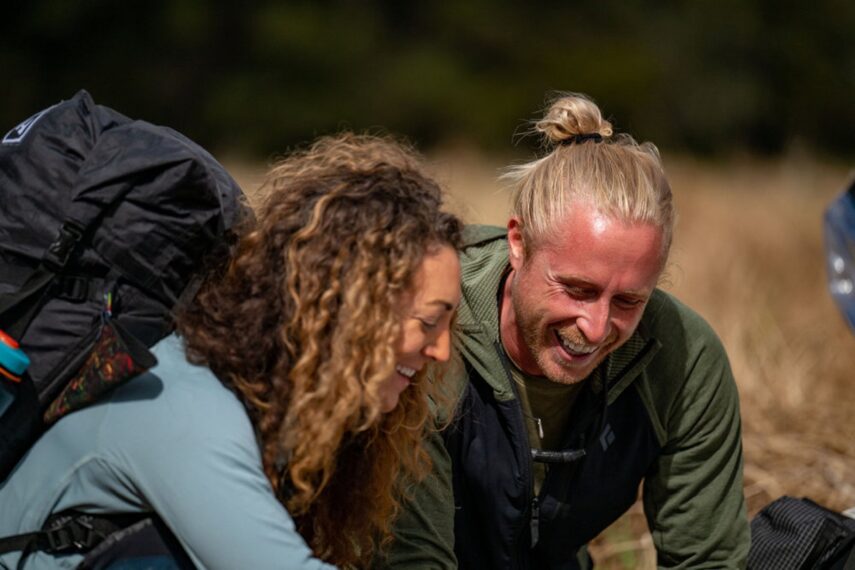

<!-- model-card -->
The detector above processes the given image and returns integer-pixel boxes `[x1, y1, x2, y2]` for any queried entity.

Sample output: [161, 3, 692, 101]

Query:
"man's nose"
[577, 299, 612, 344]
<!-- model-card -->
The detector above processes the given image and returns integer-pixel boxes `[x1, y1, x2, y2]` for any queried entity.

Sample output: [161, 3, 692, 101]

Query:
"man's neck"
[498, 269, 543, 376]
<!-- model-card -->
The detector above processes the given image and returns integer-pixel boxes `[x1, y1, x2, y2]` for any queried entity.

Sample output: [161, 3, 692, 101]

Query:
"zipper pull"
[535, 417, 544, 440]
[530, 496, 540, 547]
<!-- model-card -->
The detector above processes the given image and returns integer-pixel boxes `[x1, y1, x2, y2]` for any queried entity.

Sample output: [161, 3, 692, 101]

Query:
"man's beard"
[513, 294, 617, 385]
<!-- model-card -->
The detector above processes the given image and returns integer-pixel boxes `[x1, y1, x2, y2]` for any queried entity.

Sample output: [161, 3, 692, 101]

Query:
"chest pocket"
[535, 384, 661, 563]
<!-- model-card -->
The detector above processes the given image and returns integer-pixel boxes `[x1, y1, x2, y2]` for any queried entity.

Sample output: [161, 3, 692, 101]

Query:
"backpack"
[749, 496, 855, 570]
[0, 90, 247, 481]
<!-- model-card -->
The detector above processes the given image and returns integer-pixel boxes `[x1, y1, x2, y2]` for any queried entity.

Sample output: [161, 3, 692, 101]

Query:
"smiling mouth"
[555, 331, 599, 358]
[396, 365, 417, 379]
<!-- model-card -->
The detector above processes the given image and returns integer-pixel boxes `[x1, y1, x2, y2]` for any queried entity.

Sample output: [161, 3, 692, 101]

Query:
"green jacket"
[383, 226, 749, 569]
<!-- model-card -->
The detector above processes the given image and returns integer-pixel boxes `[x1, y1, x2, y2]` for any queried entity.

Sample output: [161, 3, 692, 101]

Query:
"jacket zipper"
[530, 496, 541, 547]
[521, 371, 609, 564]
[494, 342, 535, 569]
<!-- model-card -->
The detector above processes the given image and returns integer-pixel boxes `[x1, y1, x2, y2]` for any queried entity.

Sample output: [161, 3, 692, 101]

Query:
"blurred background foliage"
[4, 4, 855, 568]
[3, 0, 854, 159]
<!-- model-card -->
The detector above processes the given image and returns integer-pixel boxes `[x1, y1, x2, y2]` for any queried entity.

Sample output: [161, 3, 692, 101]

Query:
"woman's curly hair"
[176, 133, 462, 568]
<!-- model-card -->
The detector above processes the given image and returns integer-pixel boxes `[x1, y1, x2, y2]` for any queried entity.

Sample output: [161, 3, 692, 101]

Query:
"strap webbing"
[0, 531, 39, 555]
[0, 511, 137, 557]
[0, 222, 85, 339]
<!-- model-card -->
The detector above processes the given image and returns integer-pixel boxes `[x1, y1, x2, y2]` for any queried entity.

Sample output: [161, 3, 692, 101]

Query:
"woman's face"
[379, 244, 462, 413]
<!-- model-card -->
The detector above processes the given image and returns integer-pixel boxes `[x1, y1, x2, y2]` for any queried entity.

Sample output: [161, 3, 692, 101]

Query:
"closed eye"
[565, 286, 597, 301]
[417, 317, 439, 330]
[614, 296, 644, 310]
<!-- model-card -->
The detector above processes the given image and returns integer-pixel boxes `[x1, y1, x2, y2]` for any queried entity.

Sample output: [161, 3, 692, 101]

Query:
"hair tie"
[560, 133, 603, 146]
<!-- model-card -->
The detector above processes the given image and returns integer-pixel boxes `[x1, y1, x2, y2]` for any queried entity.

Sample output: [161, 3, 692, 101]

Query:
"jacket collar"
[454, 226, 662, 404]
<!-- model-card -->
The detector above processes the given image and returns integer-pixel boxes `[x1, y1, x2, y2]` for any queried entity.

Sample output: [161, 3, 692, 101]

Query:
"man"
[382, 93, 749, 569]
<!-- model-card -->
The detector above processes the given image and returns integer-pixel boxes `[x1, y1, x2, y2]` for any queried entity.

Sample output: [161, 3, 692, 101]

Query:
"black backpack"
[749, 496, 855, 570]
[0, 90, 248, 480]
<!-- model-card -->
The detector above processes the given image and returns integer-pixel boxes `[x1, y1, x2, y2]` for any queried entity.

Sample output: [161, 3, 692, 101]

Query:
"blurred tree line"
[2, 0, 853, 158]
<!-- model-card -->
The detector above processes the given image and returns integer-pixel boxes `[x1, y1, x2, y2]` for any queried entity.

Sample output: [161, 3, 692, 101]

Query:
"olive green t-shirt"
[509, 364, 583, 495]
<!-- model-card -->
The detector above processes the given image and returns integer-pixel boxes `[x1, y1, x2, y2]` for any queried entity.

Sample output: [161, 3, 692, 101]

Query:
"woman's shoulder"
[134, 336, 237, 405]
[105, 335, 254, 447]
[148, 335, 216, 387]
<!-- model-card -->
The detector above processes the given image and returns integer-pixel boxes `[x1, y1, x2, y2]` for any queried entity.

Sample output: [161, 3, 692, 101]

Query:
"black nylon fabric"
[78, 516, 196, 570]
[0, 90, 246, 480]
[1, 91, 242, 305]
[0, 95, 124, 262]
[447, 359, 661, 570]
[61, 120, 235, 305]
[749, 497, 855, 570]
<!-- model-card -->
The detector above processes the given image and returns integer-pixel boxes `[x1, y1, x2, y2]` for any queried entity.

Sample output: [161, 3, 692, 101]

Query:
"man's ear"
[507, 217, 525, 270]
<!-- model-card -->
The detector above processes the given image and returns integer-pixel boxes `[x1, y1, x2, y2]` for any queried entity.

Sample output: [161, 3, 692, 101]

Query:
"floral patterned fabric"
[44, 321, 151, 425]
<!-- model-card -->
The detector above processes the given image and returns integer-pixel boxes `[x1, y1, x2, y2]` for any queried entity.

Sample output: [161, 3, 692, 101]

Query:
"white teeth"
[396, 365, 416, 378]
[558, 335, 597, 356]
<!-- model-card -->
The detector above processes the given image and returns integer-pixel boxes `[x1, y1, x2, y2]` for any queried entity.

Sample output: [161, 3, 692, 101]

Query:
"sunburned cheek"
[540, 299, 581, 324]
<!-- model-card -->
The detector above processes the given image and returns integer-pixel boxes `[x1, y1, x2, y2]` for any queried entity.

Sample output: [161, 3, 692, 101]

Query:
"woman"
[0, 134, 463, 569]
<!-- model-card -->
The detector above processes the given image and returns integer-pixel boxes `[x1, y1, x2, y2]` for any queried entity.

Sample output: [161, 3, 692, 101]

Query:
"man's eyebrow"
[554, 275, 597, 289]
[619, 290, 652, 298]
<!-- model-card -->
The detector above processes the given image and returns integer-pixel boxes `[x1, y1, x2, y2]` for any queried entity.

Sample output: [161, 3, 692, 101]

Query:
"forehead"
[532, 205, 665, 290]
[410, 245, 462, 306]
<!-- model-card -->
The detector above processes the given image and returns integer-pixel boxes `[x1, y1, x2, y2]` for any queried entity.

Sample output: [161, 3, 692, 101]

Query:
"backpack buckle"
[43, 223, 84, 272]
[42, 516, 99, 553]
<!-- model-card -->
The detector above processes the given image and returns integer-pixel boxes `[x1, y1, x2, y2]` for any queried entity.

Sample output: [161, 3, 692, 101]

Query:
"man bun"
[535, 93, 614, 146]
[506, 90, 674, 261]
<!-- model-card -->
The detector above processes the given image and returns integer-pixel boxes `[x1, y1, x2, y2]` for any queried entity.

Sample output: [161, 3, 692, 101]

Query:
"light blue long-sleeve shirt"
[0, 335, 335, 570]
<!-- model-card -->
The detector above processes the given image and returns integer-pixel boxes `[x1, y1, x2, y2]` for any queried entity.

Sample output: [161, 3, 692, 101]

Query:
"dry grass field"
[590, 155, 855, 569]
[228, 149, 855, 569]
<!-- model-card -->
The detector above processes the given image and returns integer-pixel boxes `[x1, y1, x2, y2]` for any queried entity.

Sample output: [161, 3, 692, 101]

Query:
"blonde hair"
[177, 133, 462, 568]
[505, 92, 675, 257]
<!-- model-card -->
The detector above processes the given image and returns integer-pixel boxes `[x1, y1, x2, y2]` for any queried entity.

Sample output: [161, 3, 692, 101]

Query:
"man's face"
[502, 203, 665, 384]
